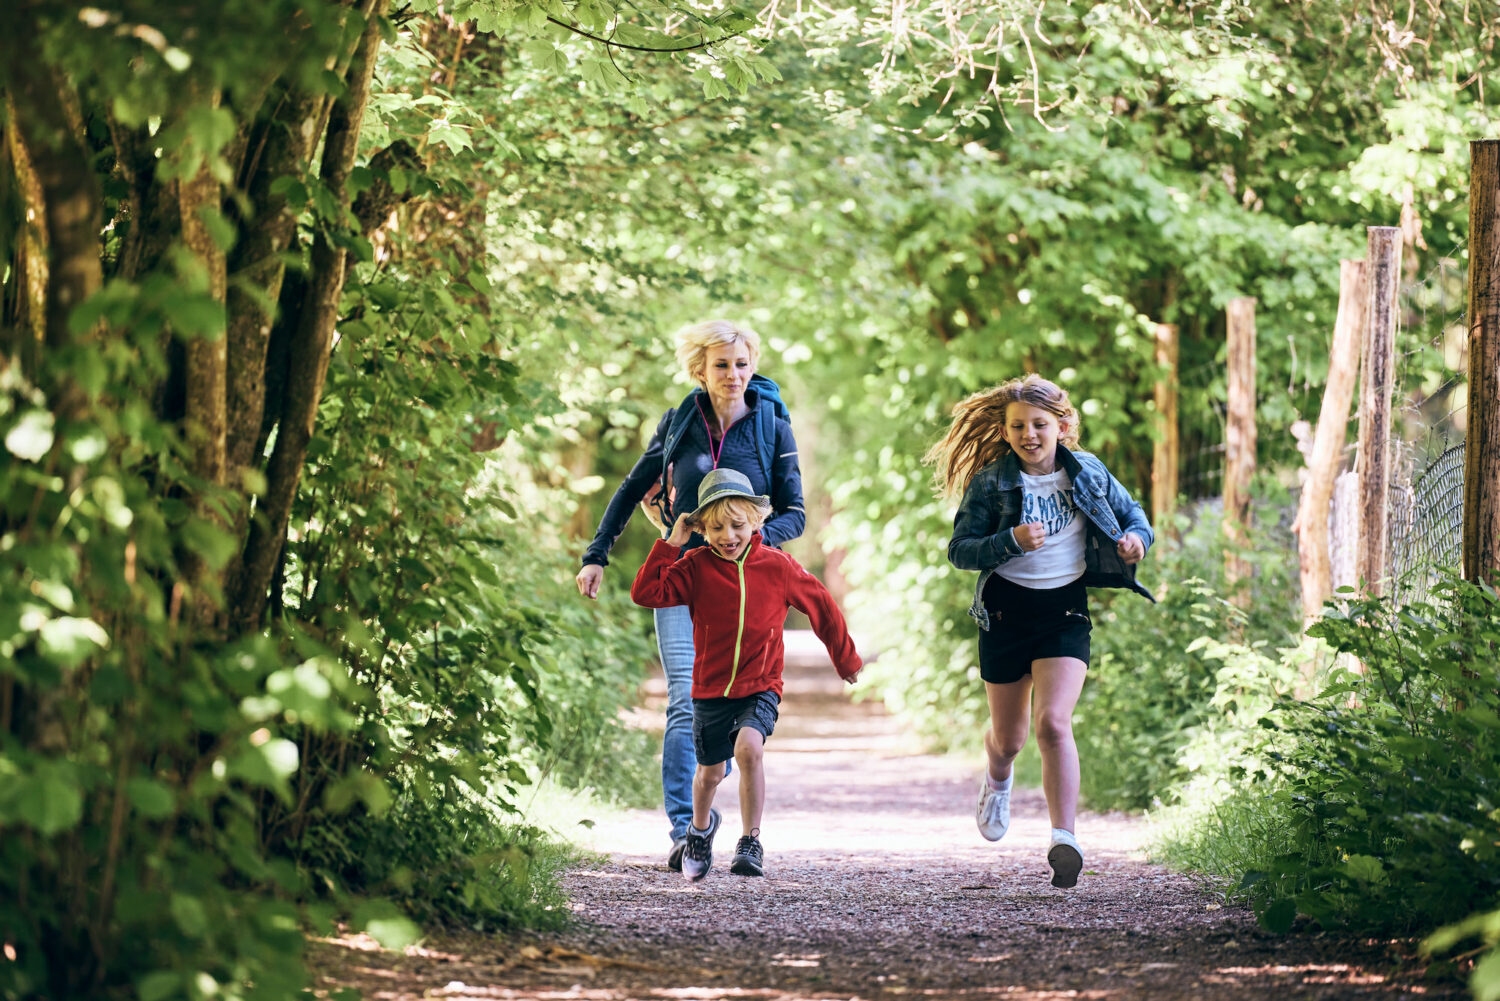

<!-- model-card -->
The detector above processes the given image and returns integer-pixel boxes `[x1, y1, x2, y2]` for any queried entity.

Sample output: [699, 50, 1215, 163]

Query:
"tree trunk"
[1465, 140, 1500, 585]
[1150, 322, 1179, 539]
[2, 59, 102, 364]
[1294, 260, 1366, 626]
[1356, 227, 1403, 596]
[1224, 297, 1257, 589]
[2, 103, 47, 375]
[225, 91, 324, 478]
[229, 0, 389, 634]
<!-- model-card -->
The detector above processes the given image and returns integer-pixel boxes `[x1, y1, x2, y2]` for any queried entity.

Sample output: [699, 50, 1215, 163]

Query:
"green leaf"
[1475, 949, 1500, 1001]
[137, 970, 182, 1001]
[7, 761, 84, 835]
[5, 410, 55, 461]
[196, 205, 238, 253]
[1342, 854, 1387, 886]
[126, 778, 176, 819]
[170, 893, 209, 938]
[353, 900, 421, 951]
[226, 737, 299, 793]
[181, 517, 237, 571]
[1258, 897, 1297, 934]
[38, 616, 110, 669]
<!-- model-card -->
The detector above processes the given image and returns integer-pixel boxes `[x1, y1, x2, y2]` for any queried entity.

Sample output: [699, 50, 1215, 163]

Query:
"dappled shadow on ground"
[318, 635, 1465, 1001]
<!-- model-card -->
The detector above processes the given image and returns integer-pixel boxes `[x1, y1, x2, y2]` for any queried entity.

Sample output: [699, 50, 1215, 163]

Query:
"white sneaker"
[975, 773, 1012, 841]
[1048, 828, 1083, 888]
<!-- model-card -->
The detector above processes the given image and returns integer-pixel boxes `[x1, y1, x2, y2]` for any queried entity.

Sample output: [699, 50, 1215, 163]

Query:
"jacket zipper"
[722, 548, 749, 696]
[698, 399, 750, 470]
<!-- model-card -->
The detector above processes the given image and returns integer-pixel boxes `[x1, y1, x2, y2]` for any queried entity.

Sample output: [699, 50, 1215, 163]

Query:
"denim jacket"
[949, 446, 1155, 630]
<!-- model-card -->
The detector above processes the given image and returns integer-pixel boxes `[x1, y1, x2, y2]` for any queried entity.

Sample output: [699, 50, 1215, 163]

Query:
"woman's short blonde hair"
[693, 495, 772, 531]
[675, 320, 762, 388]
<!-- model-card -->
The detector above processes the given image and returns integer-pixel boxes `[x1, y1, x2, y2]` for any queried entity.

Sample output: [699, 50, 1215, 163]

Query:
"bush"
[1231, 574, 1500, 935]
[1078, 492, 1302, 810]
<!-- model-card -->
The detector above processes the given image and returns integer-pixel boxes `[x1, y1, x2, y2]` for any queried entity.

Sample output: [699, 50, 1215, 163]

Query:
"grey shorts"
[692, 691, 780, 765]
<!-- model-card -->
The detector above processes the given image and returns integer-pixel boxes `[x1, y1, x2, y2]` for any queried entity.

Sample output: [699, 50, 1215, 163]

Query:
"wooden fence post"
[1356, 227, 1403, 597]
[1151, 322, 1179, 539]
[1224, 297, 1257, 587]
[1465, 139, 1500, 584]
[1293, 260, 1367, 626]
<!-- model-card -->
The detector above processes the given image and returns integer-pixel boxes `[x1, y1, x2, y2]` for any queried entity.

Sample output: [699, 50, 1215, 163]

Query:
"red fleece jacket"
[631, 534, 862, 699]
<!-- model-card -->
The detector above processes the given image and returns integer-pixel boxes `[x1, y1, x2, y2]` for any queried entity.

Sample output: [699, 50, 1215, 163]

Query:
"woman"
[576, 319, 805, 870]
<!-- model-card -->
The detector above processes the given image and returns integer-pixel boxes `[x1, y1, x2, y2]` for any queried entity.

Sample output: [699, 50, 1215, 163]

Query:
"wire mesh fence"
[1384, 243, 1469, 604]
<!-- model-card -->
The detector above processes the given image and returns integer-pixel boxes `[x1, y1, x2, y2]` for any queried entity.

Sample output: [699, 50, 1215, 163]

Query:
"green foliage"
[297, 793, 574, 932]
[1228, 576, 1500, 935]
[1079, 491, 1302, 810]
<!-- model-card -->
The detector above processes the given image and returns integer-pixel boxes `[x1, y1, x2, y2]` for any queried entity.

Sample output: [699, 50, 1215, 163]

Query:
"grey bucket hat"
[689, 468, 770, 520]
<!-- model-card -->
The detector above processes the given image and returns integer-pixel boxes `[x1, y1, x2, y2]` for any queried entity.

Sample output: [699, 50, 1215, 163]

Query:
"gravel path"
[320, 634, 1462, 1000]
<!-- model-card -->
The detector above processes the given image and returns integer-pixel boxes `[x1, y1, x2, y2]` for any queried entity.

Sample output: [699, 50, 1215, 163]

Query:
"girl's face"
[701, 341, 754, 410]
[699, 507, 755, 560]
[1004, 402, 1067, 475]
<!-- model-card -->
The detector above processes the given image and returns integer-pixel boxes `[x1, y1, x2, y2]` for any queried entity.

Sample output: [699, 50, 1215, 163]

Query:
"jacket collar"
[995, 444, 1083, 488]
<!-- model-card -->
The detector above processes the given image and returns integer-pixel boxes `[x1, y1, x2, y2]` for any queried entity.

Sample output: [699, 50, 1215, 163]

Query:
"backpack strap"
[654, 391, 702, 524]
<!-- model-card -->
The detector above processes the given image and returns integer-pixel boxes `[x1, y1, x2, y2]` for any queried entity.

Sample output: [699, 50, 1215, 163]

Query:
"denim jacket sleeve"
[581, 409, 672, 567]
[1101, 462, 1154, 554]
[947, 469, 1024, 571]
[759, 418, 805, 549]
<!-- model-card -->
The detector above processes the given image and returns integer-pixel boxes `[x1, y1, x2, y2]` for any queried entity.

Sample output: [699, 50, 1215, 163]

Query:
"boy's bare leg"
[733, 728, 765, 835]
[983, 677, 1033, 782]
[1029, 656, 1087, 832]
[692, 762, 728, 831]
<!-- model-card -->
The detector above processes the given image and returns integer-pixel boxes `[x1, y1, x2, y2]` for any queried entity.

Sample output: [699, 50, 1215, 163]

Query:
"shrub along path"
[320, 633, 1460, 1000]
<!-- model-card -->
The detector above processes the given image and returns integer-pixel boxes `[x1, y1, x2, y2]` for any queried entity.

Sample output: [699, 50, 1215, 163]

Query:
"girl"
[927, 374, 1153, 888]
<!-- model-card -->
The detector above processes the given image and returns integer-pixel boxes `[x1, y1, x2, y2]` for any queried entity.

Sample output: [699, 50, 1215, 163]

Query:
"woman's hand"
[666, 513, 695, 548]
[1012, 521, 1046, 552]
[576, 564, 604, 599]
[1116, 532, 1145, 564]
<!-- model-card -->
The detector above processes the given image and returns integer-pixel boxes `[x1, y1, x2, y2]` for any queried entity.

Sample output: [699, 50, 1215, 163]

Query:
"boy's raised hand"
[666, 513, 696, 548]
[1011, 521, 1046, 552]
[1116, 532, 1145, 564]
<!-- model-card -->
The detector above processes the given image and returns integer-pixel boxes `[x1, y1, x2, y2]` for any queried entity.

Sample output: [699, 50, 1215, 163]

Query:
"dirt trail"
[321, 633, 1461, 1000]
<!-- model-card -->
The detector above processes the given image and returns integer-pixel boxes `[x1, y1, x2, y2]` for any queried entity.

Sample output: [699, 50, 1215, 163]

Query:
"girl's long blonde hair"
[924, 374, 1081, 501]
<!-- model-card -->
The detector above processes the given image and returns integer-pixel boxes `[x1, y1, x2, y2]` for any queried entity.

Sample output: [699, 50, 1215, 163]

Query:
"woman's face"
[700, 340, 755, 409]
[1003, 402, 1066, 475]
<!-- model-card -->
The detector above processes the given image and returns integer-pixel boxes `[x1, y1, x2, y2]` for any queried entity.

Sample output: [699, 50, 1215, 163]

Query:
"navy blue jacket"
[582, 384, 805, 566]
[949, 445, 1155, 630]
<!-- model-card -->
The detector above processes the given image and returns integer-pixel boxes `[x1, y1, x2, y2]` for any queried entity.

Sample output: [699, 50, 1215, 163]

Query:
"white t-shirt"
[996, 469, 1086, 589]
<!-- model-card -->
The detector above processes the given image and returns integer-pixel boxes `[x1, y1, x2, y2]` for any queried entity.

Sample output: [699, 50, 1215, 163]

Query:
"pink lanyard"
[698, 400, 744, 469]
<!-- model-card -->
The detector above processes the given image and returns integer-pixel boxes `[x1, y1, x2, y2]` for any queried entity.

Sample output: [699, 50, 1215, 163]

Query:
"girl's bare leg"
[983, 676, 1034, 782]
[1028, 656, 1088, 832]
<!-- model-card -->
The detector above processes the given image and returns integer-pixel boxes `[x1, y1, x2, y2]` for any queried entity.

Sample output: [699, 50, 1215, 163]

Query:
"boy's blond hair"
[694, 495, 772, 530]
[924, 374, 1081, 502]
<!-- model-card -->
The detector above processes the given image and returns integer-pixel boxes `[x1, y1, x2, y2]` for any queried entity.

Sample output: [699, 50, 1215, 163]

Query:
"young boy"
[631, 467, 862, 881]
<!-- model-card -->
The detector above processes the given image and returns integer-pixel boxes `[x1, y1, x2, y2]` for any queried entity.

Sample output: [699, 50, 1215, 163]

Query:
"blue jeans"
[654, 605, 696, 841]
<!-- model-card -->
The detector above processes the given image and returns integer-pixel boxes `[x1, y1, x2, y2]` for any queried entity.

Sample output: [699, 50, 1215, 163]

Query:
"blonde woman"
[929, 374, 1153, 888]
[576, 320, 804, 871]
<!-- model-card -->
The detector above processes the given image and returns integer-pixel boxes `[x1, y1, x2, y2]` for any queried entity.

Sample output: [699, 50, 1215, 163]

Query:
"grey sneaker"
[680, 809, 721, 882]
[729, 835, 764, 876]
[975, 773, 1012, 841]
[1048, 829, 1083, 888]
[667, 807, 720, 871]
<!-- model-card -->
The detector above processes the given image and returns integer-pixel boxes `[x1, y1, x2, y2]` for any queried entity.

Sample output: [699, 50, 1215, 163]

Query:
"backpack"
[651, 373, 790, 524]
